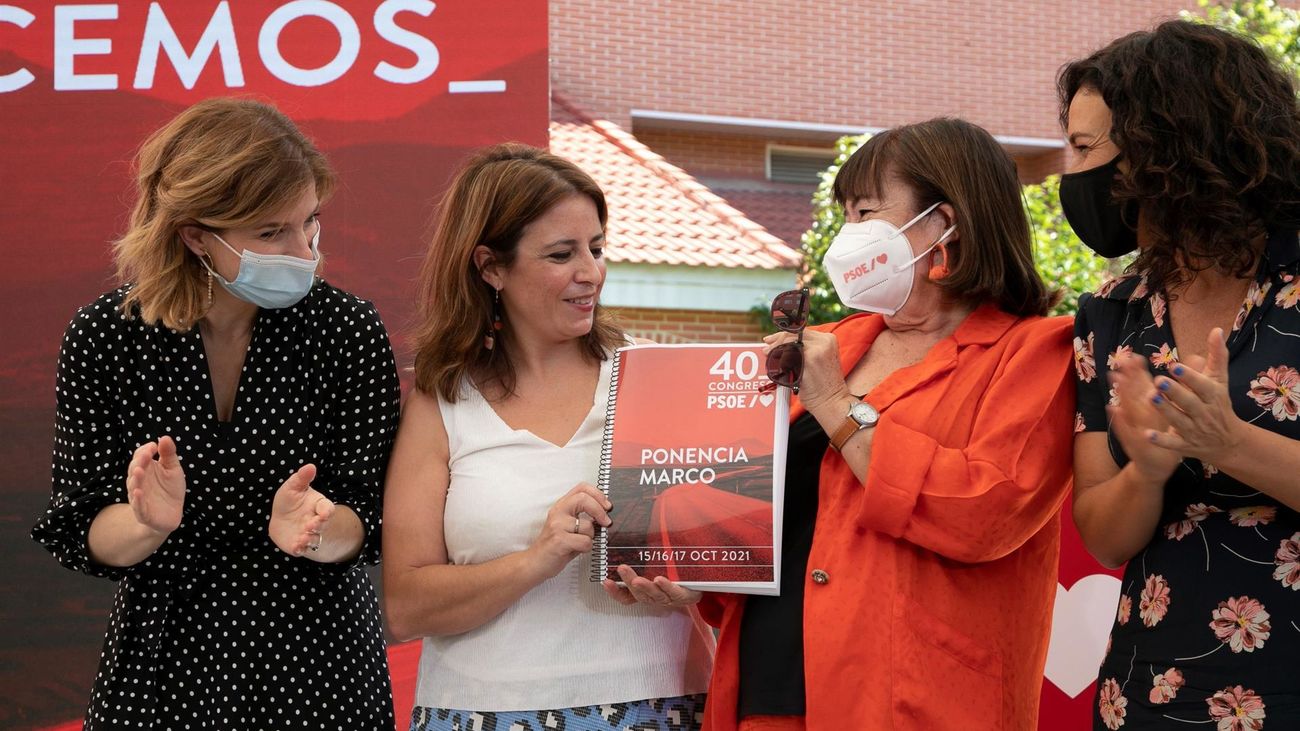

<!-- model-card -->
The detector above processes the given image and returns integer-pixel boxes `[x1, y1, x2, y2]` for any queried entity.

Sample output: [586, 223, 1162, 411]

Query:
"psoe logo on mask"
[842, 253, 889, 284]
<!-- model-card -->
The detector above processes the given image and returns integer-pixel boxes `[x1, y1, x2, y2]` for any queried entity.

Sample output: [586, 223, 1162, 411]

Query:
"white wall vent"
[766, 145, 837, 184]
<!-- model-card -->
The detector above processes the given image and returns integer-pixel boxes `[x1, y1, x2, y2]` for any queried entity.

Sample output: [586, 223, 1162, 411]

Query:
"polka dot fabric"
[32, 280, 400, 729]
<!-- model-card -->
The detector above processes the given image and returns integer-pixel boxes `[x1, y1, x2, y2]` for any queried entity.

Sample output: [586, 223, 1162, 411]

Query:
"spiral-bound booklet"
[591, 342, 789, 595]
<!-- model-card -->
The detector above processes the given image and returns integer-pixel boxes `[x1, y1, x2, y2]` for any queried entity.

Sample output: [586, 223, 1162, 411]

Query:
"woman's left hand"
[1148, 328, 1246, 465]
[763, 329, 849, 411]
[602, 564, 702, 607]
[268, 464, 335, 558]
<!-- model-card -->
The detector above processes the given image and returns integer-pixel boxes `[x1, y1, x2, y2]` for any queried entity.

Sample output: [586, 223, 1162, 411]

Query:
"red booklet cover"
[591, 343, 789, 595]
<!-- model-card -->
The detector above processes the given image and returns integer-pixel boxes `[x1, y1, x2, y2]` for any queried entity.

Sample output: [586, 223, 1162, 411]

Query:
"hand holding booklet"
[590, 342, 790, 595]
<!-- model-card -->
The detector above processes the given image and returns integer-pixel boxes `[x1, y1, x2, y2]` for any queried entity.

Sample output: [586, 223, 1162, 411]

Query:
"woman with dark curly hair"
[1061, 19, 1300, 730]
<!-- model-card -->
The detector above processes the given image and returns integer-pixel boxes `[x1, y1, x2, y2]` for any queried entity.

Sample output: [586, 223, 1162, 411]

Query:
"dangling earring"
[203, 254, 214, 306]
[928, 243, 950, 281]
[483, 288, 503, 350]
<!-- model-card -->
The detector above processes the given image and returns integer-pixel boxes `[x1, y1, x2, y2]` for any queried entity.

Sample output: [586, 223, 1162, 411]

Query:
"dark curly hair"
[1058, 19, 1300, 294]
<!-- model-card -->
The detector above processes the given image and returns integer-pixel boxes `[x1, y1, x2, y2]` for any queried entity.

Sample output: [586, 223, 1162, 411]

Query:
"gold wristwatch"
[829, 399, 879, 452]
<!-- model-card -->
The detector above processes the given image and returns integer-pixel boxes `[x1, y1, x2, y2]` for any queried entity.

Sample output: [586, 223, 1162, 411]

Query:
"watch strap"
[829, 395, 874, 452]
[829, 417, 863, 452]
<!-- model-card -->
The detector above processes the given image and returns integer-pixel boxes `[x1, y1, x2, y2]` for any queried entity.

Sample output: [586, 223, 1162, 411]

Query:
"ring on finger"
[308, 531, 322, 552]
[573, 515, 582, 534]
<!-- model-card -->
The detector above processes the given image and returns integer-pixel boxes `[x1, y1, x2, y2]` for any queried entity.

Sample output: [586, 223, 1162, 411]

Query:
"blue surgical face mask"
[201, 224, 320, 309]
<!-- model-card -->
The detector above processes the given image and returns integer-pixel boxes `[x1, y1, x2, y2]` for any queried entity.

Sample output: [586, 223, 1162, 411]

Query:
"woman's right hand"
[125, 435, 187, 535]
[526, 482, 611, 580]
[1107, 353, 1182, 485]
[763, 329, 848, 413]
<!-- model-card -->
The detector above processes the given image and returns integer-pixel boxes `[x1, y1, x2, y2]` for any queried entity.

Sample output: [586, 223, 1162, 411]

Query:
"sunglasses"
[761, 288, 809, 394]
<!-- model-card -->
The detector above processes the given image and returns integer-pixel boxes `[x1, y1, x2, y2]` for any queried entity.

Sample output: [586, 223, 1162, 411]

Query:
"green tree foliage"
[787, 134, 869, 327]
[1188, 0, 1300, 77]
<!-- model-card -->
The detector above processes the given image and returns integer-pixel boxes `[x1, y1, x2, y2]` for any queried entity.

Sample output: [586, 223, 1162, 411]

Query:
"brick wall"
[553, 1, 1290, 301]
[637, 127, 1067, 188]
[552, 0, 1192, 140]
[634, 129, 827, 180]
[1015, 149, 1068, 184]
[613, 306, 768, 343]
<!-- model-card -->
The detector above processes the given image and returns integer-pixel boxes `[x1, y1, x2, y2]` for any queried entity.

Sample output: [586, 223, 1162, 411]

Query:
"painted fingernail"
[1152, 394, 1164, 405]
[1157, 379, 1171, 392]
[1148, 431, 1159, 442]
[1172, 365, 1185, 376]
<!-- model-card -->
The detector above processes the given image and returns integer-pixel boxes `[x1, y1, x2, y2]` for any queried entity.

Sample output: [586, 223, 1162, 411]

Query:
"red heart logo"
[876, 253, 888, 265]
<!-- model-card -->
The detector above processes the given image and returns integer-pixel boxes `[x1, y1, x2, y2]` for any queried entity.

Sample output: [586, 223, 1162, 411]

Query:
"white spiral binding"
[588, 346, 625, 582]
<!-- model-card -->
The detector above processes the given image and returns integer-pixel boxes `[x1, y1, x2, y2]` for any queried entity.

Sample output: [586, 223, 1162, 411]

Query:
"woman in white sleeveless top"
[383, 143, 714, 731]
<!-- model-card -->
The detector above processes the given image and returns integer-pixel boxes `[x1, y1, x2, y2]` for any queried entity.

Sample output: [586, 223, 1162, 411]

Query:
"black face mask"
[1059, 155, 1139, 258]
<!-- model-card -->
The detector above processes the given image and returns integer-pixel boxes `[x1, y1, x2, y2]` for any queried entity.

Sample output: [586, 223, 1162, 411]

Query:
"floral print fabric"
[1075, 230, 1300, 730]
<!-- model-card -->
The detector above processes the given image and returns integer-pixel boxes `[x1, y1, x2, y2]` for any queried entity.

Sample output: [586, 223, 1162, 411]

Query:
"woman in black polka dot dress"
[31, 98, 400, 730]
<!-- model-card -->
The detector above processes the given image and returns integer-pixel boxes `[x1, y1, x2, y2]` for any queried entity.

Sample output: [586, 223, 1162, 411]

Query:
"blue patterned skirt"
[410, 693, 706, 731]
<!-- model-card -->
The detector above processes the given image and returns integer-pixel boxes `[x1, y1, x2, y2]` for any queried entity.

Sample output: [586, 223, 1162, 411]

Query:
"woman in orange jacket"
[605, 117, 1076, 730]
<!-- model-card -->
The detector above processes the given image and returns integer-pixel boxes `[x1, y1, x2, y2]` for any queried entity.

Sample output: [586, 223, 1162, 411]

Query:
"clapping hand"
[125, 435, 186, 535]
[1107, 352, 1183, 484]
[268, 464, 335, 557]
[1147, 328, 1244, 465]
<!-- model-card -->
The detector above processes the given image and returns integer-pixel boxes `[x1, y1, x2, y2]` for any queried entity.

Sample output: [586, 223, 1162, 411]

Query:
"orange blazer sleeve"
[857, 317, 1075, 563]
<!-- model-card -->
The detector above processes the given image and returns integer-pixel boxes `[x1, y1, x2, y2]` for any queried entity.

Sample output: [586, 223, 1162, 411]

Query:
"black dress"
[737, 410, 828, 717]
[32, 281, 400, 730]
[1075, 231, 1300, 730]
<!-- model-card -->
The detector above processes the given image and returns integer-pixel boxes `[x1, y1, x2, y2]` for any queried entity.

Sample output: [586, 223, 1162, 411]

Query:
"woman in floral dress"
[1060, 21, 1300, 731]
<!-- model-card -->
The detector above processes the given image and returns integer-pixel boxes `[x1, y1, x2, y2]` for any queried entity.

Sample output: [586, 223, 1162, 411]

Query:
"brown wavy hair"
[1058, 19, 1300, 294]
[114, 97, 335, 330]
[409, 143, 623, 402]
[833, 117, 1057, 317]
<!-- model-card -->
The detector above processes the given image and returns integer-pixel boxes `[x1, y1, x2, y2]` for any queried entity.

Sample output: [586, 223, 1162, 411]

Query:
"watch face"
[850, 401, 879, 427]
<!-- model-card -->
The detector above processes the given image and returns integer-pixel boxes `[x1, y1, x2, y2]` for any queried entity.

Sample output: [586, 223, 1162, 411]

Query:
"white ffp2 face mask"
[822, 201, 955, 315]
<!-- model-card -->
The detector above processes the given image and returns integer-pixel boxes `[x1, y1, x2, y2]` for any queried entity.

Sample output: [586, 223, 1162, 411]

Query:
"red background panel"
[0, 2, 547, 728]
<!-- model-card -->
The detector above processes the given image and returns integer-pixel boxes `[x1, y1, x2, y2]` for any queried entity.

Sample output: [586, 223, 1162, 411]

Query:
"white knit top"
[414, 354, 714, 711]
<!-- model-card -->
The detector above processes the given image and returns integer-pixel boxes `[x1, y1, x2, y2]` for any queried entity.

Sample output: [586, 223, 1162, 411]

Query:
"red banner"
[0, 2, 547, 728]
[1039, 501, 1127, 730]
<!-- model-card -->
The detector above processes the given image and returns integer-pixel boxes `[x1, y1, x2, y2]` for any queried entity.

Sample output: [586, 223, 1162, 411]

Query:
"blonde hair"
[113, 97, 335, 330]
[410, 143, 623, 402]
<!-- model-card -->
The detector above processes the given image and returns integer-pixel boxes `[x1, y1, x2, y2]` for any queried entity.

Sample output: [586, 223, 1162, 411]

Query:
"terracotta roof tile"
[549, 94, 800, 271]
[710, 187, 816, 251]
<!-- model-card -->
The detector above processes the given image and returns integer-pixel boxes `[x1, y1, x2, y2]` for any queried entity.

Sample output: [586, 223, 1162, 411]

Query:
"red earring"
[928, 243, 950, 281]
[483, 288, 503, 350]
